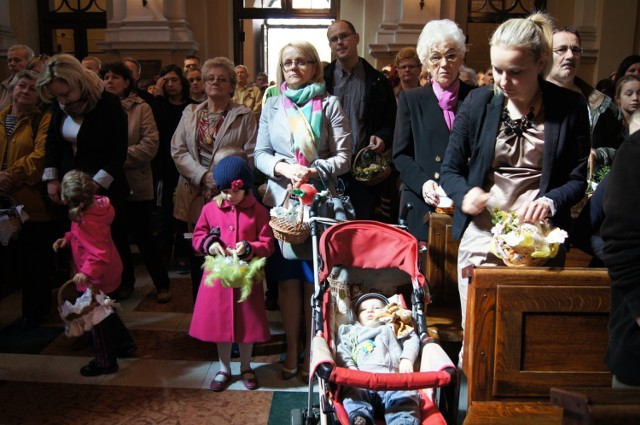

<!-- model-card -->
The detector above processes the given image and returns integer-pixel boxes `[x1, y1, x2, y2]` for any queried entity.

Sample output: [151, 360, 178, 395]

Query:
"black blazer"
[601, 131, 640, 385]
[440, 80, 591, 241]
[44, 90, 129, 201]
[392, 81, 474, 241]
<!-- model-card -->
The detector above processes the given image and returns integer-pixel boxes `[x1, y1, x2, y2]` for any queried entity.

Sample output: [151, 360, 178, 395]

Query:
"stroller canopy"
[318, 220, 425, 286]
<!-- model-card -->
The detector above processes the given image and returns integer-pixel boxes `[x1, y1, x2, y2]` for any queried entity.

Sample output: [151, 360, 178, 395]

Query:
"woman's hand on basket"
[399, 358, 414, 373]
[516, 199, 551, 223]
[208, 241, 227, 256]
[461, 187, 490, 216]
[72, 272, 88, 286]
[52, 238, 68, 252]
[421, 180, 440, 206]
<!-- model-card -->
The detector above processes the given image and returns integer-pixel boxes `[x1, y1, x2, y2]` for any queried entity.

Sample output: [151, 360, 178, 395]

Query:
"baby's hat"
[353, 293, 389, 316]
[214, 155, 253, 191]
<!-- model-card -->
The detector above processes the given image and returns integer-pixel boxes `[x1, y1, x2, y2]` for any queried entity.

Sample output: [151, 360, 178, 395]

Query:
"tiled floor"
[0, 266, 313, 424]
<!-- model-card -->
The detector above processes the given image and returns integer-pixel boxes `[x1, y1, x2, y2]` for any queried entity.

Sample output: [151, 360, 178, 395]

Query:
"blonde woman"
[440, 13, 591, 362]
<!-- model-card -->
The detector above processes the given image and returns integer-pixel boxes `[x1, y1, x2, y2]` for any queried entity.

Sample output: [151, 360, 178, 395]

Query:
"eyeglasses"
[204, 75, 229, 84]
[329, 32, 355, 44]
[428, 52, 459, 65]
[280, 59, 316, 71]
[553, 45, 584, 55]
[398, 64, 421, 71]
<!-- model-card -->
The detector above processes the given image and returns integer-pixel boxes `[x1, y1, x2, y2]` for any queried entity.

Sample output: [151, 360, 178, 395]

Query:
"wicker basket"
[269, 192, 310, 244]
[498, 245, 549, 267]
[352, 147, 391, 186]
[57, 279, 118, 337]
[57, 279, 99, 323]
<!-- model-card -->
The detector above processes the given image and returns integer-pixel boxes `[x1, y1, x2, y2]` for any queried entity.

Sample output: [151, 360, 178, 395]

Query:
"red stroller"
[294, 212, 457, 425]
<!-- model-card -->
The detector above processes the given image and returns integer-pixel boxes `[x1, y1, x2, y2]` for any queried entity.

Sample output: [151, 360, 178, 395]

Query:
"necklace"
[204, 108, 228, 145]
[501, 106, 535, 136]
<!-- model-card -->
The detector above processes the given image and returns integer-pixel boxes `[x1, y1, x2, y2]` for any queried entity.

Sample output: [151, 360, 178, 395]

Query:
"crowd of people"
[1, 11, 639, 401]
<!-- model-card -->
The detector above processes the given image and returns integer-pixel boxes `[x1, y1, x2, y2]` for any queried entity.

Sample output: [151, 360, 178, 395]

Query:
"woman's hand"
[208, 241, 227, 256]
[52, 238, 68, 252]
[399, 358, 414, 373]
[517, 199, 551, 223]
[200, 172, 218, 200]
[281, 163, 315, 188]
[0, 171, 14, 194]
[421, 180, 440, 206]
[47, 179, 62, 204]
[461, 187, 490, 216]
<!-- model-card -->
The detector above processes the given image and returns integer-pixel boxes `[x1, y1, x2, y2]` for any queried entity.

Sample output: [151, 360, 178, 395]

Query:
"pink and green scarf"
[281, 82, 325, 166]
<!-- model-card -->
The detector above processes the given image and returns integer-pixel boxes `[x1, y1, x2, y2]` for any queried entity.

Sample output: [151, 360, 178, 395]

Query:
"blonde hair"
[490, 12, 554, 77]
[276, 41, 324, 89]
[61, 170, 96, 222]
[36, 53, 103, 112]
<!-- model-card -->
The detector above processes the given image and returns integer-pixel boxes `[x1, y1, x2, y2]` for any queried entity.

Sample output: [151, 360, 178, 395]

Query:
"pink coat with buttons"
[64, 195, 122, 294]
[189, 192, 275, 343]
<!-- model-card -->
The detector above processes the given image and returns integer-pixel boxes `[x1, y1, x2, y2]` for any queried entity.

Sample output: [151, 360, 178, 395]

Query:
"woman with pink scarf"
[392, 19, 475, 242]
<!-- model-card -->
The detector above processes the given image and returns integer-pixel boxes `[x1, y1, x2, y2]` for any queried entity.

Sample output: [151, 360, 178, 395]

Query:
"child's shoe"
[209, 371, 232, 391]
[80, 360, 119, 377]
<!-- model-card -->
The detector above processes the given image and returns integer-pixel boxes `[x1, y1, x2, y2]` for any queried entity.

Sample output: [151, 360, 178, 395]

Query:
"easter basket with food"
[489, 208, 568, 267]
[352, 147, 392, 186]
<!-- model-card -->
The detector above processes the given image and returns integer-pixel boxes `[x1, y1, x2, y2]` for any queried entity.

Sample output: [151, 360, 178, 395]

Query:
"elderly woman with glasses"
[171, 57, 258, 300]
[440, 13, 590, 356]
[392, 19, 475, 243]
[254, 40, 352, 381]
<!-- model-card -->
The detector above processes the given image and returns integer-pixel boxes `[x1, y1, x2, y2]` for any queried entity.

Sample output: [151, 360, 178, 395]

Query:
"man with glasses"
[324, 20, 397, 222]
[547, 27, 623, 175]
[0, 44, 34, 110]
[394, 47, 421, 101]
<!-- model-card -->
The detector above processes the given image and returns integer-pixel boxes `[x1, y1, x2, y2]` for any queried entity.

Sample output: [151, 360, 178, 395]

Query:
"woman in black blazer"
[393, 19, 474, 241]
[37, 54, 132, 297]
[440, 13, 591, 344]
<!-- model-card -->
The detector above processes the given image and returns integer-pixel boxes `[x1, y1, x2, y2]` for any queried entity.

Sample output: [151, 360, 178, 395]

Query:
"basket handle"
[57, 279, 97, 306]
[353, 145, 373, 168]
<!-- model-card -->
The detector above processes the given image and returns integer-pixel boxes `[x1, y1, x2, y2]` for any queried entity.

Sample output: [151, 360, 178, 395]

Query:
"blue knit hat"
[214, 156, 253, 191]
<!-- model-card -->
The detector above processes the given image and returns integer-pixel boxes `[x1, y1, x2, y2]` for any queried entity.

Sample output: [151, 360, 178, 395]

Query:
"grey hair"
[202, 57, 237, 97]
[416, 19, 466, 65]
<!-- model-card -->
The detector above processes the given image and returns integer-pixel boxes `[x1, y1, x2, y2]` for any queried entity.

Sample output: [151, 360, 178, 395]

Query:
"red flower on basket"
[230, 179, 244, 191]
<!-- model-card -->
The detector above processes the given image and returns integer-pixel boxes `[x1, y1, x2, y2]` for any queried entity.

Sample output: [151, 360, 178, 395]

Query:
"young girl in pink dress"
[189, 156, 275, 391]
[53, 170, 135, 376]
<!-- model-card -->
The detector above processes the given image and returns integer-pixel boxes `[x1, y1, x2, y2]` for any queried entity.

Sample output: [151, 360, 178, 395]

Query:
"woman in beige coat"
[101, 62, 171, 303]
[171, 57, 257, 299]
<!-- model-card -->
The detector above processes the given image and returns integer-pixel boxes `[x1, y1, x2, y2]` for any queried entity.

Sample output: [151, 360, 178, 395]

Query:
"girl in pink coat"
[189, 156, 275, 391]
[53, 170, 135, 376]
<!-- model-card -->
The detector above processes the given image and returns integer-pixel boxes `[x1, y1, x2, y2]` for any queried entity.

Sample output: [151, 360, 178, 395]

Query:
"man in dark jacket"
[546, 27, 624, 174]
[324, 20, 397, 221]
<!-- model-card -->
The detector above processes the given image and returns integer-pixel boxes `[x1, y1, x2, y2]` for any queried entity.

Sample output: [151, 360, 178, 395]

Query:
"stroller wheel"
[291, 408, 303, 425]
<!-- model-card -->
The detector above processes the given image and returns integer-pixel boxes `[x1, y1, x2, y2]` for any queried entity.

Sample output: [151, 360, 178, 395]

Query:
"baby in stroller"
[336, 292, 421, 425]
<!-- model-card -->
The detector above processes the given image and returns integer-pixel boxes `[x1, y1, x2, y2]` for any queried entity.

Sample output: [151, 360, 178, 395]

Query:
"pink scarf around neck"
[432, 79, 460, 130]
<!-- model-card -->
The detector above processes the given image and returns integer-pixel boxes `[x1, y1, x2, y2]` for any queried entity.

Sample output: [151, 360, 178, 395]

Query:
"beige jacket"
[171, 101, 257, 223]
[121, 93, 159, 201]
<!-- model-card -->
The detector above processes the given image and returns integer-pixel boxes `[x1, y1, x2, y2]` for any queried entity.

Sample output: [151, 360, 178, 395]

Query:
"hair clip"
[230, 179, 244, 191]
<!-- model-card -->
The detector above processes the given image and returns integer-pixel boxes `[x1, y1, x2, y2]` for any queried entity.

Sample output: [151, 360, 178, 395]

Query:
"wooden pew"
[462, 267, 612, 424]
[550, 387, 640, 425]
